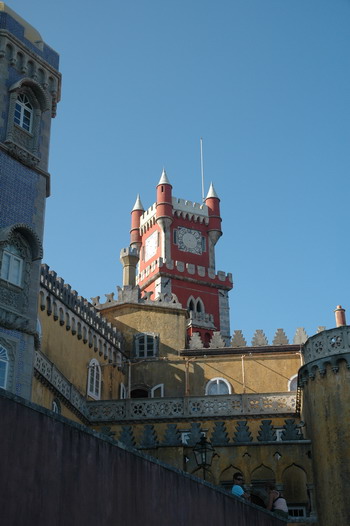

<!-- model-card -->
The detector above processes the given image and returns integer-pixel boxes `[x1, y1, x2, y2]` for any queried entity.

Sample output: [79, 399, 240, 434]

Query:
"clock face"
[177, 227, 202, 255]
[145, 231, 158, 261]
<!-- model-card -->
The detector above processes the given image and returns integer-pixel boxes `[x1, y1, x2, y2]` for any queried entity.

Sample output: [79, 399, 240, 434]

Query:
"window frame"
[0, 246, 24, 287]
[150, 383, 164, 398]
[134, 333, 158, 359]
[87, 358, 101, 400]
[205, 377, 232, 396]
[0, 345, 9, 389]
[14, 93, 33, 133]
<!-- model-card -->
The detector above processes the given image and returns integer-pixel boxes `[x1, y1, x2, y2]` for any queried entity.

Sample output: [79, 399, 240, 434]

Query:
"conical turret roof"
[205, 182, 219, 199]
[132, 194, 144, 211]
[158, 168, 171, 185]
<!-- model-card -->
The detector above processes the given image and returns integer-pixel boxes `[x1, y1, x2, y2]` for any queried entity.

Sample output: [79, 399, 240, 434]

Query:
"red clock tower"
[125, 170, 233, 346]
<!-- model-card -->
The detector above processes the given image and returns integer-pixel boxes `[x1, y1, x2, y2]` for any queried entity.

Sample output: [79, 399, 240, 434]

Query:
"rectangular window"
[1, 250, 23, 287]
[173, 229, 178, 245]
[201, 236, 206, 252]
[135, 334, 157, 358]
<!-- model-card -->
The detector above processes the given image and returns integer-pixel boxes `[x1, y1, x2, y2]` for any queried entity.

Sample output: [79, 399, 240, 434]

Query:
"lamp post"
[193, 436, 215, 481]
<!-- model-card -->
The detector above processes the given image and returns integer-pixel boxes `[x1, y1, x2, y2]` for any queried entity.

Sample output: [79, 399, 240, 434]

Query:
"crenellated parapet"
[139, 196, 210, 235]
[40, 264, 125, 362]
[299, 326, 350, 385]
[92, 285, 183, 311]
[135, 257, 233, 289]
[231, 327, 326, 348]
[172, 197, 209, 223]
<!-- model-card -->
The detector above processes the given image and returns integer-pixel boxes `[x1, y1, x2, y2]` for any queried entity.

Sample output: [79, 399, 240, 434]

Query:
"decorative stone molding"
[251, 330, 268, 346]
[40, 264, 124, 361]
[86, 393, 297, 423]
[231, 330, 247, 347]
[94, 285, 183, 311]
[299, 327, 350, 385]
[0, 28, 61, 112]
[135, 257, 233, 288]
[188, 311, 215, 329]
[34, 350, 88, 421]
[302, 326, 350, 364]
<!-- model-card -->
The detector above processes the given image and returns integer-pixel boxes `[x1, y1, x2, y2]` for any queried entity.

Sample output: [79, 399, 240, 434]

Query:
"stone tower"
[0, 5, 61, 398]
[299, 321, 350, 525]
[121, 170, 233, 346]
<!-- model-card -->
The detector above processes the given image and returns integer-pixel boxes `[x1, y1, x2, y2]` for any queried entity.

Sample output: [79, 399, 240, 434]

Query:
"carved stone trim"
[86, 392, 297, 423]
[299, 352, 350, 386]
[5, 140, 40, 168]
[302, 326, 350, 364]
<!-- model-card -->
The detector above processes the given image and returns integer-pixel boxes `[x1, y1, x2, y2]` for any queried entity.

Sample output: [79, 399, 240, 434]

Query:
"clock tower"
[124, 170, 233, 346]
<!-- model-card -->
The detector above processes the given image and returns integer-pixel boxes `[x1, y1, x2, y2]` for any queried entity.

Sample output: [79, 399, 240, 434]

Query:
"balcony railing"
[87, 393, 297, 422]
[35, 351, 297, 423]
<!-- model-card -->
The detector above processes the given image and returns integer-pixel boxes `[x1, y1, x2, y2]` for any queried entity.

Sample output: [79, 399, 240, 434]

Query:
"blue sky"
[9, 0, 350, 344]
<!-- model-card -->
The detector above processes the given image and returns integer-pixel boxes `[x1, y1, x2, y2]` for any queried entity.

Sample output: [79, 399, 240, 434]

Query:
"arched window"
[87, 358, 101, 400]
[205, 377, 232, 396]
[196, 298, 204, 313]
[1, 244, 24, 287]
[288, 374, 298, 391]
[14, 93, 33, 132]
[187, 296, 195, 311]
[0, 345, 9, 389]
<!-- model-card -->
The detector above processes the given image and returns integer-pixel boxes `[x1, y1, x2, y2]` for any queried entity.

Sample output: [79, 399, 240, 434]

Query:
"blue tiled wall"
[0, 150, 38, 230]
[0, 12, 59, 69]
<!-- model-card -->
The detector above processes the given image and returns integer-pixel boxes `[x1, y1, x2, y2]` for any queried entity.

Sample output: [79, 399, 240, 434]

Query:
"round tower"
[205, 183, 222, 270]
[299, 311, 350, 526]
[156, 169, 173, 260]
[130, 194, 144, 251]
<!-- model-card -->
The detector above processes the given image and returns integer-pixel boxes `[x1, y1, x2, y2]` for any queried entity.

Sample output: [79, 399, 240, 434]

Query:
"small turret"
[156, 169, 173, 260]
[130, 194, 144, 251]
[205, 183, 222, 270]
[120, 247, 139, 287]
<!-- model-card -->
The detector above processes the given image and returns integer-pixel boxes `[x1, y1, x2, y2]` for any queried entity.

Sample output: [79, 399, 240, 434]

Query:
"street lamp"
[193, 436, 215, 480]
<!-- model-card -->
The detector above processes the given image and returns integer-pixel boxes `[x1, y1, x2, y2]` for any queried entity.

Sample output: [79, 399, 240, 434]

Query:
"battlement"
[172, 197, 209, 222]
[92, 285, 183, 311]
[139, 203, 157, 231]
[120, 246, 139, 258]
[40, 264, 123, 351]
[136, 257, 233, 287]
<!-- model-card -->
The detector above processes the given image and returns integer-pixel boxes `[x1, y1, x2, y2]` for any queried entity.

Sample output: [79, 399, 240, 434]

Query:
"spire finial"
[205, 182, 219, 199]
[158, 168, 170, 185]
[132, 194, 144, 211]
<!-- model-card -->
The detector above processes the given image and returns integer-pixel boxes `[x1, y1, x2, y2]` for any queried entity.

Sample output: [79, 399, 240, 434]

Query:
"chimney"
[334, 305, 346, 327]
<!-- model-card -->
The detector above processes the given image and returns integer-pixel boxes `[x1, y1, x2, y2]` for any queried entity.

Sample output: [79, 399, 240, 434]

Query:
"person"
[267, 485, 289, 519]
[231, 472, 250, 500]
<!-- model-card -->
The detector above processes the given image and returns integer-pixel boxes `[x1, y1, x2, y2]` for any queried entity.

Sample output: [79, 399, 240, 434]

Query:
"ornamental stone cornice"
[299, 326, 350, 385]
[299, 352, 350, 386]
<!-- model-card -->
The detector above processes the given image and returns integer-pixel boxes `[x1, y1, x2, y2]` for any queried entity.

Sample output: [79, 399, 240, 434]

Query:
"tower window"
[0, 346, 9, 389]
[205, 377, 232, 396]
[87, 358, 101, 400]
[14, 94, 33, 132]
[173, 229, 178, 245]
[201, 236, 206, 252]
[1, 245, 24, 287]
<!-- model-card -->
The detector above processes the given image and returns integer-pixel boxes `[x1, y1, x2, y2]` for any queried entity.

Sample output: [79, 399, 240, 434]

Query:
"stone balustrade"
[87, 392, 297, 423]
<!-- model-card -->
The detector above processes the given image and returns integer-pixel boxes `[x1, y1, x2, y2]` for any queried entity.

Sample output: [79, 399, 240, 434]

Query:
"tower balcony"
[187, 310, 215, 330]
